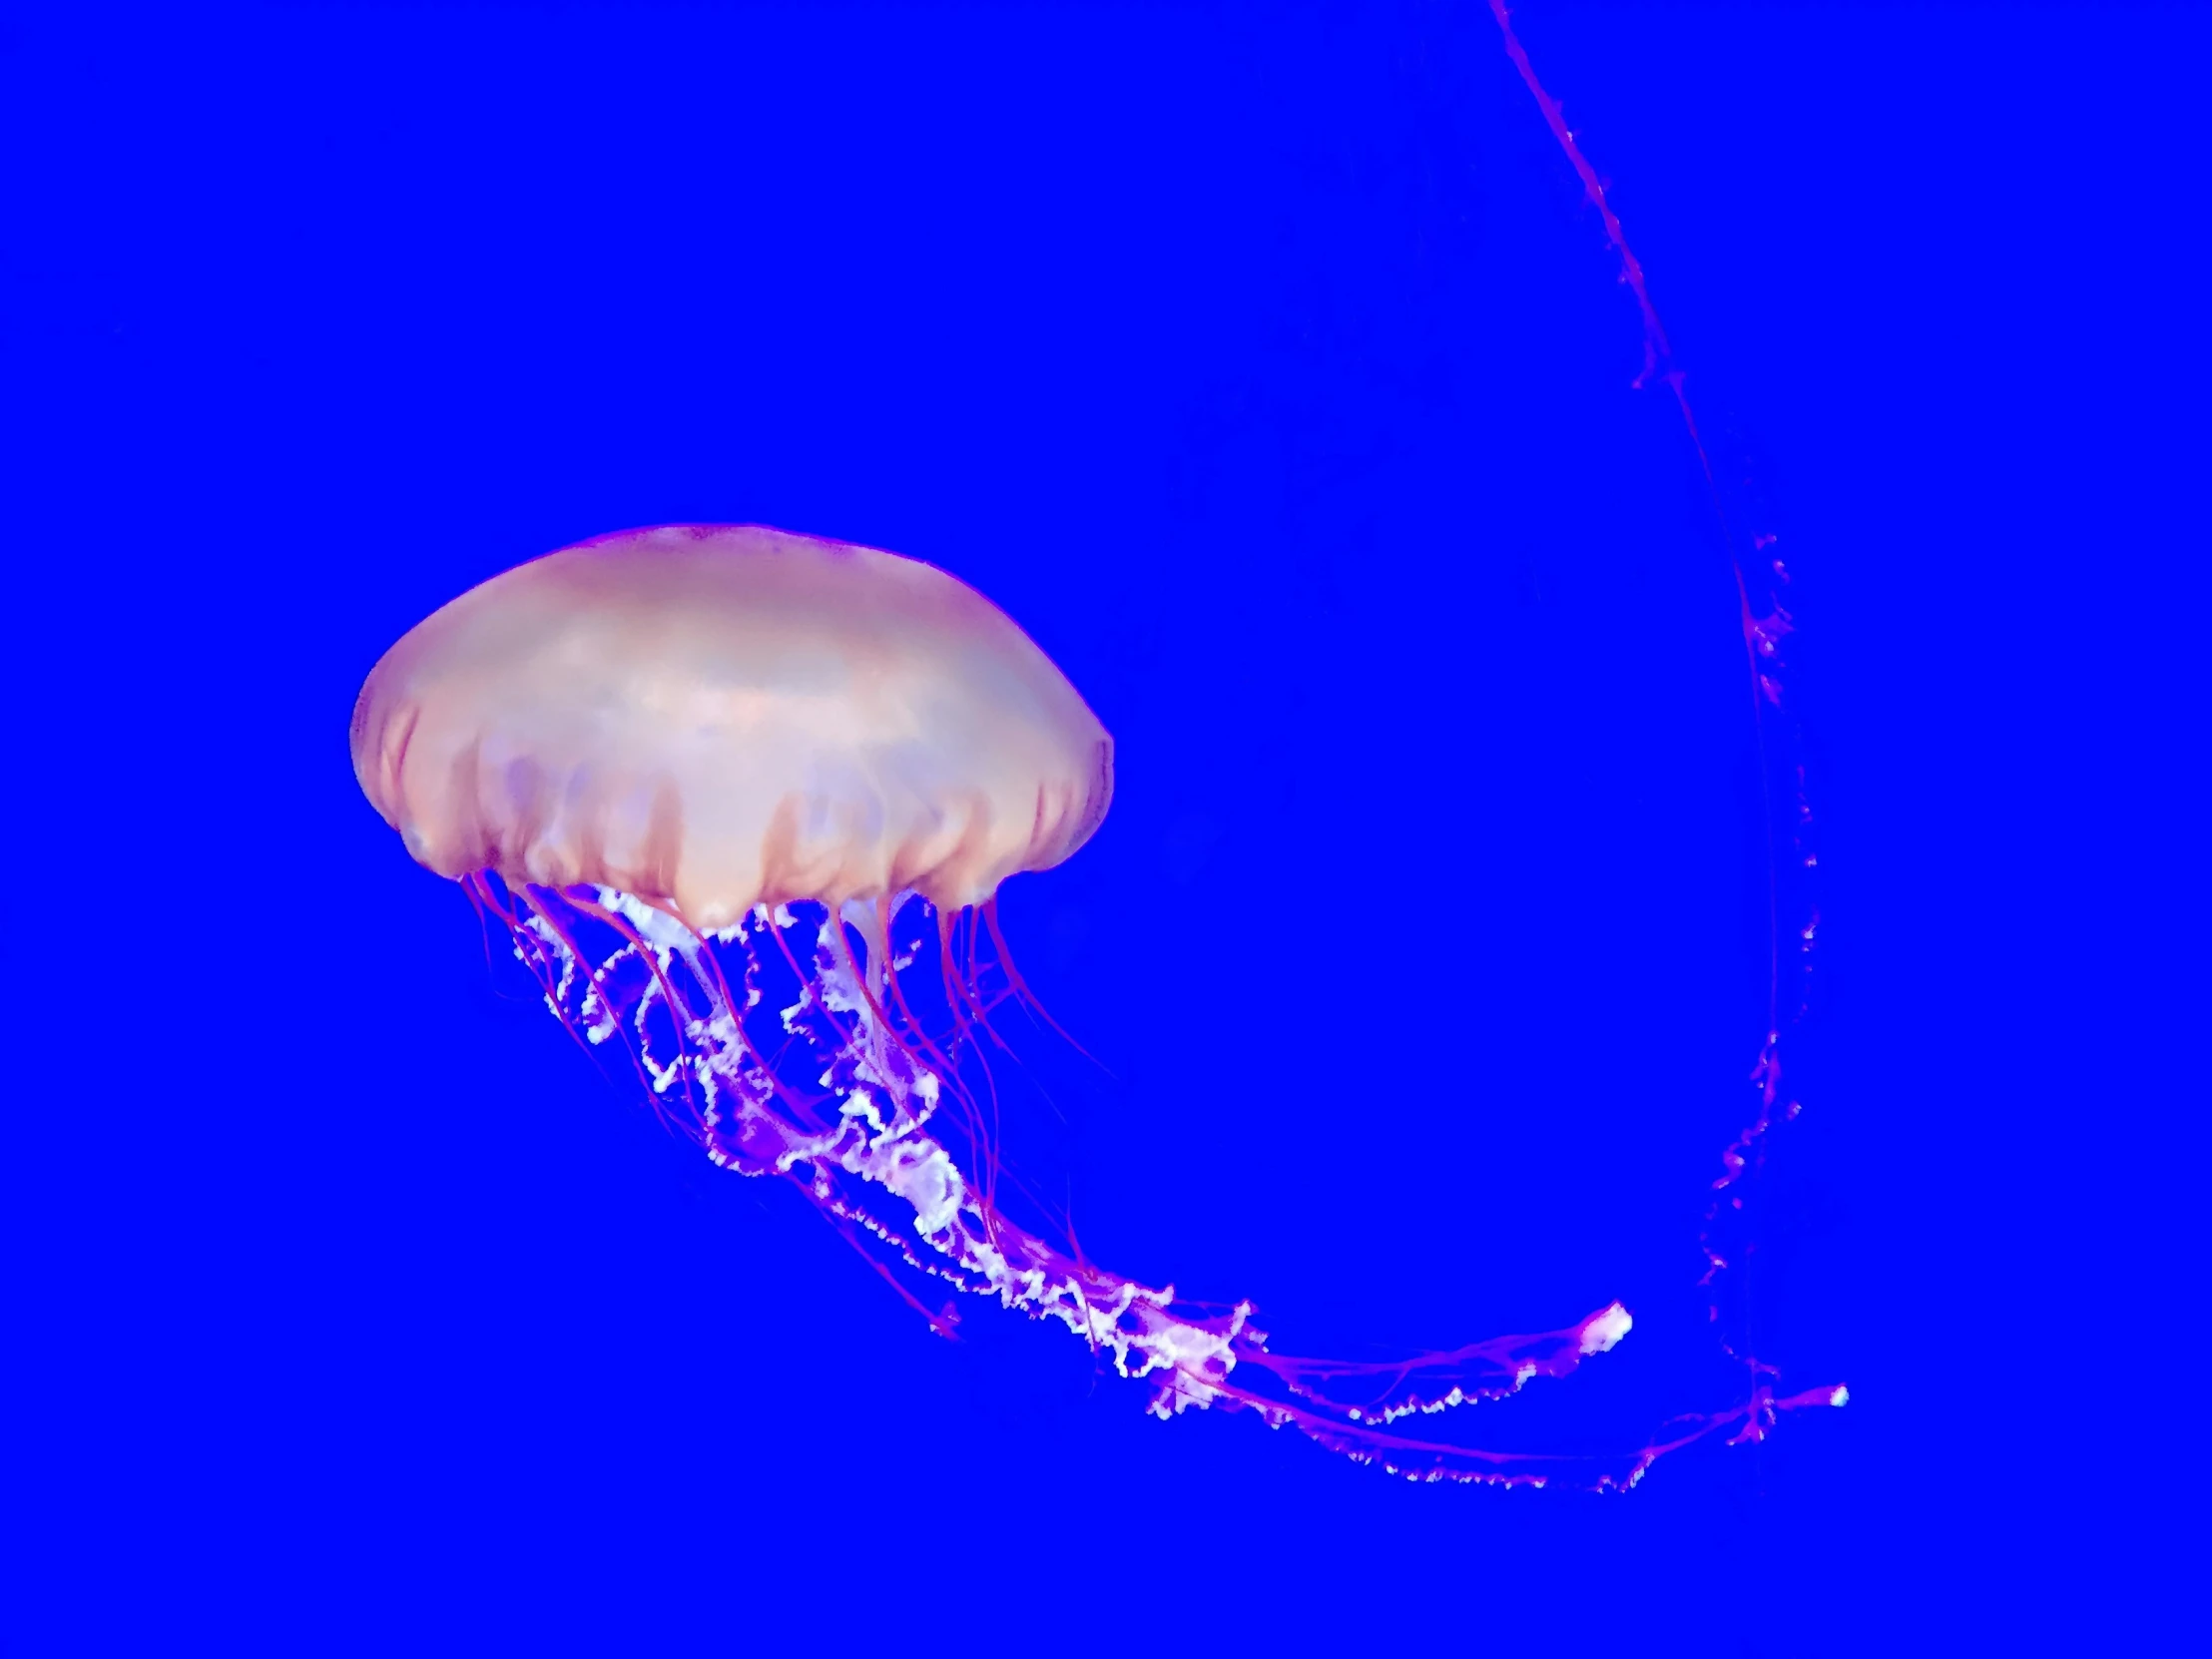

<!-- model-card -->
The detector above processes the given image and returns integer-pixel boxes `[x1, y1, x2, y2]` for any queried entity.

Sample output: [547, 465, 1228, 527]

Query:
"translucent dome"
[351, 524, 1113, 927]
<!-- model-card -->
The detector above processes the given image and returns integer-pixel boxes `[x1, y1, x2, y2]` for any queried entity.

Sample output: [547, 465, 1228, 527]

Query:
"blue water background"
[8, 2, 2197, 1650]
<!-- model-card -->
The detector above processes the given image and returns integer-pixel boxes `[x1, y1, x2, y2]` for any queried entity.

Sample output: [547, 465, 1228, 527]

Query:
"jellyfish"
[353, 12, 1851, 1488]
[352, 522, 1833, 1488]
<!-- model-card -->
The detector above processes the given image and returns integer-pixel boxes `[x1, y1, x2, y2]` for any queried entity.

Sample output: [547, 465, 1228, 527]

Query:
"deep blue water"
[9, 2, 2198, 1651]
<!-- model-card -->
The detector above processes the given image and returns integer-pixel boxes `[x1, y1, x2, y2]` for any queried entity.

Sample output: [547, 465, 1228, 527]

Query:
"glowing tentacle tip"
[1830, 1385, 1851, 1407]
[1578, 1302, 1634, 1355]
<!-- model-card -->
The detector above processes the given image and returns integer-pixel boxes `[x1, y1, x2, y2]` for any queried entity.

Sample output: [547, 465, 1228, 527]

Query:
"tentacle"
[519, 883, 696, 1133]
[498, 877, 1843, 1489]
[980, 898, 1099, 1066]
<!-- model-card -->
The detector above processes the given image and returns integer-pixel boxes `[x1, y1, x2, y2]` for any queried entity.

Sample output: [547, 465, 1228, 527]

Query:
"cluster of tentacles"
[460, 874, 1833, 1487]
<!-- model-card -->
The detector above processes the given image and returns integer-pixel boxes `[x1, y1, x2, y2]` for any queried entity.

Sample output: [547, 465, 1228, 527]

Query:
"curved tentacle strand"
[490, 882, 1836, 1489]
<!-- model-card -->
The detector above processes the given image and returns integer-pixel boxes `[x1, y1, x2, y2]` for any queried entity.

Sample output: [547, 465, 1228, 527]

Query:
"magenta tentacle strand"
[1487, 0, 1840, 1432]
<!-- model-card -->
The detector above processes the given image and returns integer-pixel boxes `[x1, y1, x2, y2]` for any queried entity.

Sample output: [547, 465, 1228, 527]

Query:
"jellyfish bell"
[350, 522, 1113, 933]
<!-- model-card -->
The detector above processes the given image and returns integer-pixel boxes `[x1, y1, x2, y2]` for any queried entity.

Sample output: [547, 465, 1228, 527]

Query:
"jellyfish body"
[354, 524, 1822, 1486]
[351, 524, 1112, 929]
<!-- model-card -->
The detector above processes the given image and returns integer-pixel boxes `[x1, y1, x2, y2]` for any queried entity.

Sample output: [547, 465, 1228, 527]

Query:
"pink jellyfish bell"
[353, 522, 1684, 1486]
[351, 522, 1112, 930]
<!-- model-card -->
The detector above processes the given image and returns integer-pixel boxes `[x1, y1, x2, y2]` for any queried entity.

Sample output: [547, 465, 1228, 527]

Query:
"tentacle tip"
[1578, 1302, 1634, 1355]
